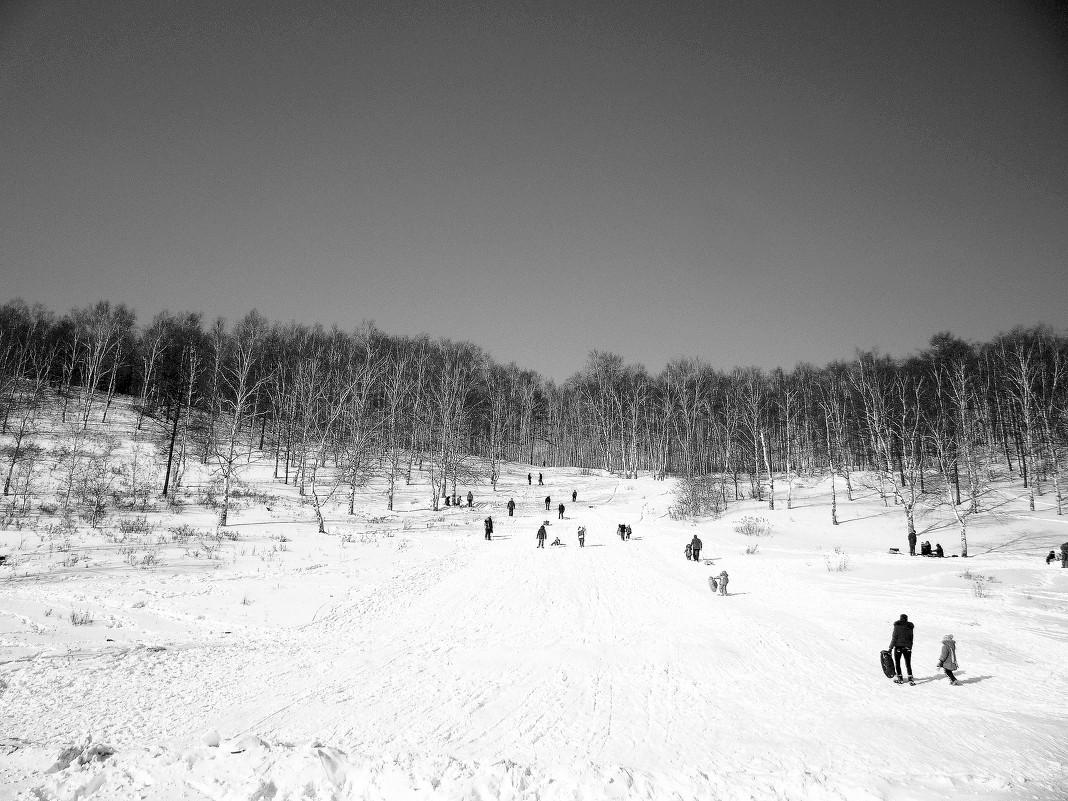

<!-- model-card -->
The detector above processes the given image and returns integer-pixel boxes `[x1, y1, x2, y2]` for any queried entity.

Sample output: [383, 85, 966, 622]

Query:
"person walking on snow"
[618, 523, 626, 541]
[507, 498, 515, 517]
[528, 473, 532, 485]
[467, 491, 474, 507]
[1046, 549, 1057, 565]
[889, 614, 915, 685]
[545, 495, 551, 511]
[625, 524, 632, 540]
[558, 503, 565, 520]
[690, 535, 702, 562]
[484, 516, 493, 540]
[536, 524, 547, 548]
[577, 526, 586, 547]
[908, 530, 917, 556]
[572, 490, 577, 502]
[717, 570, 729, 595]
[937, 634, 961, 685]
[685, 542, 692, 560]
[538, 473, 543, 485]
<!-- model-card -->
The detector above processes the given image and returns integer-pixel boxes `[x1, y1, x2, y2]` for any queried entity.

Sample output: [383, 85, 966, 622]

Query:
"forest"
[1, 298, 1065, 558]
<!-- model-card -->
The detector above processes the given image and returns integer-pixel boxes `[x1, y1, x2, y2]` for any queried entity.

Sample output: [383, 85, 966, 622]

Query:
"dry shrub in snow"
[669, 474, 726, 519]
[824, 547, 850, 572]
[69, 609, 94, 626]
[744, 543, 759, 555]
[734, 516, 772, 537]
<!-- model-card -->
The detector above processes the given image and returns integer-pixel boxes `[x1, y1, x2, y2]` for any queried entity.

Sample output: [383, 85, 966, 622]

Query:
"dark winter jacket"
[691, 536, 703, 552]
[890, 618, 914, 650]
[484, 518, 493, 533]
[536, 525, 547, 540]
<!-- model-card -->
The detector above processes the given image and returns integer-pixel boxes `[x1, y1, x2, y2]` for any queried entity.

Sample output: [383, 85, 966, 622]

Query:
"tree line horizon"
[1, 298, 1065, 555]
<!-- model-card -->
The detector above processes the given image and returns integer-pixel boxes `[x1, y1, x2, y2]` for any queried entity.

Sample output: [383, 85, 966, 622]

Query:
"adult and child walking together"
[889, 614, 961, 686]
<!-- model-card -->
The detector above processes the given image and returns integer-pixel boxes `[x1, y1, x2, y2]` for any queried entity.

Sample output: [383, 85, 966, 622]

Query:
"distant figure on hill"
[467, 491, 474, 507]
[889, 614, 915, 685]
[536, 524, 547, 548]
[538, 473, 543, 485]
[1046, 550, 1057, 565]
[528, 473, 532, 485]
[908, 530, 917, 556]
[690, 535, 702, 562]
[544, 495, 551, 511]
[617, 523, 626, 541]
[484, 516, 493, 541]
[1061, 542, 1068, 568]
[572, 490, 577, 502]
[937, 634, 961, 685]
[625, 524, 632, 541]
[577, 526, 586, 547]
[935, 543, 944, 558]
[717, 570, 729, 595]
[507, 498, 515, 517]
[558, 503, 565, 520]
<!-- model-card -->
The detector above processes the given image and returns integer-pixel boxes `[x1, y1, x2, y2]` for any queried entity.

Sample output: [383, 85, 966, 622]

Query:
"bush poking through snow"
[745, 543, 759, 555]
[69, 609, 94, 626]
[734, 516, 772, 537]
[824, 547, 850, 572]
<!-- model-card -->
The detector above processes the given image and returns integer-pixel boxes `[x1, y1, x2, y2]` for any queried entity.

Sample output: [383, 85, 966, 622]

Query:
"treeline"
[1, 299, 1066, 549]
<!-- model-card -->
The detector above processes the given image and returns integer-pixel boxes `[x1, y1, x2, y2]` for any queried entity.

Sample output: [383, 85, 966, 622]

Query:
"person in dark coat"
[528, 473, 532, 485]
[908, 530, 917, 556]
[889, 613, 915, 684]
[1046, 550, 1057, 565]
[484, 516, 493, 540]
[538, 473, 543, 485]
[444, 495, 451, 506]
[1061, 542, 1068, 568]
[536, 524, 547, 548]
[544, 495, 551, 511]
[507, 498, 515, 517]
[936, 634, 961, 685]
[558, 503, 565, 520]
[690, 535, 702, 562]
[617, 523, 626, 541]
[467, 491, 474, 508]
[935, 543, 944, 558]
[572, 490, 577, 502]
[625, 524, 632, 541]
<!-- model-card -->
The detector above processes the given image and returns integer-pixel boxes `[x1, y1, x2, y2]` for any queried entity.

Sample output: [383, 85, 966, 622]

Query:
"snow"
[2, 403, 1067, 800]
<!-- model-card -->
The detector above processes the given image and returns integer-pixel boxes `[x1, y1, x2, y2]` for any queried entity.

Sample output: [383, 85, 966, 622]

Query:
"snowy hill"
[1, 398, 1067, 800]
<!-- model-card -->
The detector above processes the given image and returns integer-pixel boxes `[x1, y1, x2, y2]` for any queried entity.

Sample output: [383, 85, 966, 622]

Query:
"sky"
[2, 0, 1066, 382]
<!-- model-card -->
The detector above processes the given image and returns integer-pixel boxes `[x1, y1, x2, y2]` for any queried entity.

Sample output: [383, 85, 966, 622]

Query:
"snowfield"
[1, 405, 1067, 800]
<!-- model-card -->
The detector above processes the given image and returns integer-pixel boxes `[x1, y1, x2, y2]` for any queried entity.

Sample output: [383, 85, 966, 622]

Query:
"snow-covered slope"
[1, 408, 1067, 800]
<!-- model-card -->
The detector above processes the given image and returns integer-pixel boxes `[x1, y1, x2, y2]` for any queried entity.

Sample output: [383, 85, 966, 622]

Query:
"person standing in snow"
[684, 542, 692, 560]
[484, 516, 493, 540]
[717, 570, 729, 595]
[908, 530, 917, 556]
[577, 526, 586, 547]
[558, 503, 565, 520]
[690, 535, 702, 562]
[936, 634, 961, 685]
[625, 524, 632, 541]
[528, 473, 532, 485]
[1046, 550, 1057, 565]
[1060, 542, 1068, 568]
[467, 491, 474, 507]
[536, 524, 547, 548]
[617, 523, 626, 541]
[889, 614, 915, 685]
[572, 489, 577, 502]
[544, 495, 551, 511]
[538, 472, 543, 485]
[507, 498, 515, 517]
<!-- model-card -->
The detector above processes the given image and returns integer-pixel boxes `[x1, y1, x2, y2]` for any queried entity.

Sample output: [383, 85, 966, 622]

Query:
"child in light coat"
[717, 570, 729, 596]
[937, 634, 960, 685]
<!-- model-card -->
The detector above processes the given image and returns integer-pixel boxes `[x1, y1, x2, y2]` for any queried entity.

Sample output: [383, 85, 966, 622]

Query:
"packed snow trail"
[3, 464, 1068, 799]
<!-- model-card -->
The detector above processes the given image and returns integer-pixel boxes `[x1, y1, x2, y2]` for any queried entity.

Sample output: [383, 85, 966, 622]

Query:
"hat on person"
[899, 614, 908, 621]
[943, 634, 954, 641]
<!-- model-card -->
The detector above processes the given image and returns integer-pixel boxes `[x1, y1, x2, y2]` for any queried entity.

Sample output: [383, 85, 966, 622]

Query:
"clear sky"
[2, 0, 1066, 381]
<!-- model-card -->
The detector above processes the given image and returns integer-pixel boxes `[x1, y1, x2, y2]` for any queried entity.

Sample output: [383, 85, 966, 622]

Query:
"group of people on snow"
[1046, 542, 1068, 566]
[889, 614, 961, 686]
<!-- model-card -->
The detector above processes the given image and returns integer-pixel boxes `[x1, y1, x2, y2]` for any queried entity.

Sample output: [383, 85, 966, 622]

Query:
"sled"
[708, 576, 718, 593]
[880, 650, 895, 678]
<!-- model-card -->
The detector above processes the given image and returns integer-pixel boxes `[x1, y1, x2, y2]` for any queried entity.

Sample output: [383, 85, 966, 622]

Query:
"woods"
[1, 298, 1066, 553]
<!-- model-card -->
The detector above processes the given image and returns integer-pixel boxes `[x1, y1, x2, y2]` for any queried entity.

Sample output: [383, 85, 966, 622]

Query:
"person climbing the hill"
[577, 526, 586, 547]
[507, 498, 515, 517]
[908, 530, 917, 556]
[572, 490, 577, 502]
[936, 634, 961, 685]
[717, 570, 729, 595]
[484, 516, 493, 541]
[1046, 550, 1057, 565]
[536, 524, 547, 548]
[690, 534, 702, 562]
[625, 524, 632, 541]
[935, 543, 944, 557]
[545, 495, 551, 511]
[467, 491, 474, 508]
[889, 614, 915, 685]
[558, 503, 565, 520]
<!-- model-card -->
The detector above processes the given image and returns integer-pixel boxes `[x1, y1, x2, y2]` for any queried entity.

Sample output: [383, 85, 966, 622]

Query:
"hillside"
[1, 396, 1067, 800]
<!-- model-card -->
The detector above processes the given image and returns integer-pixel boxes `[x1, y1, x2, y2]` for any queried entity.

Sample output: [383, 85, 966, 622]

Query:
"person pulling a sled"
[889, 613, 915, 685]
[690, 535, 702, 562]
